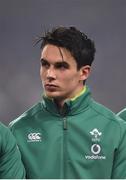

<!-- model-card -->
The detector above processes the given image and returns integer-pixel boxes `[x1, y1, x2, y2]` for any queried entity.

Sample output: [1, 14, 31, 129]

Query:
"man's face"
[40, 44, 90, 101]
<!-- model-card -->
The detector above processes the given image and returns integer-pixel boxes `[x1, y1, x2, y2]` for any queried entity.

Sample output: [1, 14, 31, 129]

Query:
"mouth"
[44, 84, 59, 91]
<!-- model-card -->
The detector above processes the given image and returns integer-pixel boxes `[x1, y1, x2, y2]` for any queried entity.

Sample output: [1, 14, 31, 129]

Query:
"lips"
[45, 84, 59, 91]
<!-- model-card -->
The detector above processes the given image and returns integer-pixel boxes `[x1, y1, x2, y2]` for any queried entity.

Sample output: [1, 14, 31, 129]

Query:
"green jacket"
[9, 87, 126, 179]
[0, 122, 25, 178]
[117, 108, 126, 121]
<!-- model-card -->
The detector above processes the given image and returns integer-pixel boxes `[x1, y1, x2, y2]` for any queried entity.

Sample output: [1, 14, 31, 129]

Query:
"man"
[0, 121, 25, 178]
[9, 26, 126, 179]
[117, 108, 126, 120]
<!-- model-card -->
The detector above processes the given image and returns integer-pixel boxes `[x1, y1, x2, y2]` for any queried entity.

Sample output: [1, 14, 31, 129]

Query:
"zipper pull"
[63, 117, 67, 130]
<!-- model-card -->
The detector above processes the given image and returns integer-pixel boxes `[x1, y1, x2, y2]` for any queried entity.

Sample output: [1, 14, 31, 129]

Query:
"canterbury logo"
[27, 133, 42, 142]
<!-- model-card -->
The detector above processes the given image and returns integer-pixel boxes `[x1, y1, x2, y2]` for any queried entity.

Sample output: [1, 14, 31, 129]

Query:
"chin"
[45, 92, 60, 99]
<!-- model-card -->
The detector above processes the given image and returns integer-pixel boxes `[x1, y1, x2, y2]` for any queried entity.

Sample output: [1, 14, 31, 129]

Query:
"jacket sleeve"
[0, 123, 26, 179]
[111, 121, 126, 179]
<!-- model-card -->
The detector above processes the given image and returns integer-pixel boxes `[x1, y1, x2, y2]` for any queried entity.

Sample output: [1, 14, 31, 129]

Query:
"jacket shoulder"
[9, 102, 42, 129]
[117, 108, 126, 121]
[90, 100, 125, 126]
[0, 122, 10, 138]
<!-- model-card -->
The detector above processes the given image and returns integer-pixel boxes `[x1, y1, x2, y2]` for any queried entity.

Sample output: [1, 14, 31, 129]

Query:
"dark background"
[0, 0, 126, 125]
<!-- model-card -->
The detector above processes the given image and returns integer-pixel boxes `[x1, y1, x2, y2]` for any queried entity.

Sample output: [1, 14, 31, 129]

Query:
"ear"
[79, 65, 91, 81]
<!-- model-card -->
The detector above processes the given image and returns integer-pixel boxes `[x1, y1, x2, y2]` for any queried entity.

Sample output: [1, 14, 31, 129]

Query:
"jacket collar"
[41, 86, 92, 116]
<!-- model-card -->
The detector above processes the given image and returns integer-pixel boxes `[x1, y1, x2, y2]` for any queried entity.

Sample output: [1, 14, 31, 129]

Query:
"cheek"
[40, 67, 45, 80]
[61, 73, 80, 84]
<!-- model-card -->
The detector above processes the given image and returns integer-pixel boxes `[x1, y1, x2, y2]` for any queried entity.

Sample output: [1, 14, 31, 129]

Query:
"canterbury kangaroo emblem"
[27, 133, 42, 142]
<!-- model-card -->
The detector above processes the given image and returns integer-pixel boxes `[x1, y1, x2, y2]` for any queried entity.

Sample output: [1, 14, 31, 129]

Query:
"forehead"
[41, 44, 75, 63]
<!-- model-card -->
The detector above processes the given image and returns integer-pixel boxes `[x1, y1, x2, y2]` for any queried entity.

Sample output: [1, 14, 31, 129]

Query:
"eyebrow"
[40, 58, 67, 64]
[40, 58, 70, 68]
[40, 58, 47, 62]
[40, 58, 49, 64]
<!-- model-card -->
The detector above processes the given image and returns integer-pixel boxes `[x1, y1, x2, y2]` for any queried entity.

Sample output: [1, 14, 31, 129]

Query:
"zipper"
[63, 117, 67, 178]
[63, 117, 67, 130]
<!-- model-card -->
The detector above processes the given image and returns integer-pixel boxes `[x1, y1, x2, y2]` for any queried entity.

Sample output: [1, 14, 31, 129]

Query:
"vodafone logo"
[91, 144, 101, 155]
[85, 129, 106, 160]
[85, 144, 106, 160]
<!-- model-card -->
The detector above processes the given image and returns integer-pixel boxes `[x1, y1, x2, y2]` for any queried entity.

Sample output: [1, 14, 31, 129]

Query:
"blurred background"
[0, 0, 126, 125]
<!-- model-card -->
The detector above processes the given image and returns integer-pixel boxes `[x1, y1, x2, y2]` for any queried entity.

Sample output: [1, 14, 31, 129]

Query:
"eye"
[40, 59, 50, 68]
[55, 62, 69, 70]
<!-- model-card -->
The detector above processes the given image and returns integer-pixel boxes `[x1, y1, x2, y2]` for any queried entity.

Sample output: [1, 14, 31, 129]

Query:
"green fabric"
[9, 87, 126, 179]
[0, 122, 25, 179]
[117, 108, 126, 121]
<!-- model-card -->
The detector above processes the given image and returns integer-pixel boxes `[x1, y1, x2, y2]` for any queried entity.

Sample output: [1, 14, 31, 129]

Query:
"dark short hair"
[36, 26, 96, 69]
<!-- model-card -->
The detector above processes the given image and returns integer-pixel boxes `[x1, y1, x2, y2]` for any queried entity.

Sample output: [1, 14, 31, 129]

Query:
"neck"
[54, 86, 86, 109]
[54, 99, 66, 109]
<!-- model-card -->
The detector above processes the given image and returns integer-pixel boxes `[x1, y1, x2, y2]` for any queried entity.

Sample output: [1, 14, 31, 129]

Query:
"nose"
[46, 66, 56, 80]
